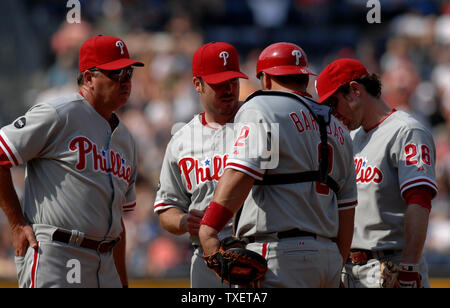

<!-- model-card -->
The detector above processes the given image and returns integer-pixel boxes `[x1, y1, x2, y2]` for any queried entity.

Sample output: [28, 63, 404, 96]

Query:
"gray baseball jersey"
[154, 112, 234, 242]
[349, 109, 438, 250]
[222, 90, 357, 287]
[0, 92, 137, 287]
[0, 92, 137, 238]
[153, 112, 235, 287]
[227, 92, 358, 240]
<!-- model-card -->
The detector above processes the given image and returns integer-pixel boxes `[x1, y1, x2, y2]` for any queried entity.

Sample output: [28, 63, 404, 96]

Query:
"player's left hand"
[186, 209, 205, 235]
[180, 209, 204, 236]
[203, 239, 267, 286]
[11, 223, 37, 256]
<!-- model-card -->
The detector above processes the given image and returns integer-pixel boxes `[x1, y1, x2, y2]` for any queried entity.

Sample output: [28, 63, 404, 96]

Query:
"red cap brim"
[202, 71, 249, 84]
[96, 58, 144, 70]
[316, 58, 370, 103]
[317, 87, 339, 103]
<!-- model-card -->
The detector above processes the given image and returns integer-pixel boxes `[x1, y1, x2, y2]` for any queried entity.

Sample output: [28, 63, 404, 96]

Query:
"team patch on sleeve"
[13, 117, 26, 129]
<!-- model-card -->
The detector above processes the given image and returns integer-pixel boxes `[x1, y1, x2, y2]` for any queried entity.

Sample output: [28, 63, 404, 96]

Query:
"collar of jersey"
[364, 109, 397, 132]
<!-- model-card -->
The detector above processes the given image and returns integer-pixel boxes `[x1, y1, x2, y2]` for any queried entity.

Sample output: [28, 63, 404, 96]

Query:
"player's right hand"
[184, 209, 205, 235]
[11, 223, 37, 256]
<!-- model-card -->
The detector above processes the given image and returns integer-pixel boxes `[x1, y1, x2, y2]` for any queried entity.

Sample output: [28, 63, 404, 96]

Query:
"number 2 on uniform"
[405, 144, 431, 166]
[234, 126, 250, 147]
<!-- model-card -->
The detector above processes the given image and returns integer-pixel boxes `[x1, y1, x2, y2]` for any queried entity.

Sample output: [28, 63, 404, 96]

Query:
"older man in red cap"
[0, 34, 143, 288]
[316, 58, 438, 288]
[154, 41, 248, 288]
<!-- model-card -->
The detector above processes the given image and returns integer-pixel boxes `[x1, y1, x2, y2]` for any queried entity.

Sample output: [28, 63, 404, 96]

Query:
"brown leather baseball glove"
[203, 236, 268, 286]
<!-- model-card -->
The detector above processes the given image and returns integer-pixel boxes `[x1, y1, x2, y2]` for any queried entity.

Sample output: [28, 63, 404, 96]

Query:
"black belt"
[52, 229, 120, 253]
[246, 229, 317, 243]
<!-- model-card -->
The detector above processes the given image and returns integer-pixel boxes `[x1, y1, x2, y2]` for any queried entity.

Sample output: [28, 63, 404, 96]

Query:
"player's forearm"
[199, 224, 220, 256]
[199, 169, 254, 255]
[402, 204, 429, 264]
[158, 207, 188, 235]
[336, 208, 355, 266]
[0, 166, 27, 228]
[212, 169, 254, 213]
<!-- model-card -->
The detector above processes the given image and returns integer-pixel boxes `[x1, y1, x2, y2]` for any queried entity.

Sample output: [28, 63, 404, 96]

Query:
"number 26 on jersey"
[405, 143, 431, 166]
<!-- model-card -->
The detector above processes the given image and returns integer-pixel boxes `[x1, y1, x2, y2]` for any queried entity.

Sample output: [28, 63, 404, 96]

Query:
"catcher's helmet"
[256, 42, 315, 78]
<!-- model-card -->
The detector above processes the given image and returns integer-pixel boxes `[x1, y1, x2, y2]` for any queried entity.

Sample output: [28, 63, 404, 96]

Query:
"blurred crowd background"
[1, 0, 450, 280]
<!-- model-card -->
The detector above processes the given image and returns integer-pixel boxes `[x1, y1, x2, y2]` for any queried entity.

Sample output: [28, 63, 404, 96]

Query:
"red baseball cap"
[192, 42, 248, 84]
[256, 42, 315, 78]
[78, 35, 144, 72]
[316, 58, 369, 103]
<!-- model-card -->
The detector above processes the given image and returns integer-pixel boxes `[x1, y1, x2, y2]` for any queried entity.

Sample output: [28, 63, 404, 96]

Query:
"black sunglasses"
[89, 67, 134, 82]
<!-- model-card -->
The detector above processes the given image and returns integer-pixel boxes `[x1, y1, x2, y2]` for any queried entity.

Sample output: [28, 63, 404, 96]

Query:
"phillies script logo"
[178, 155, 228, 190]
[69, 136, 132, 183]
[354, 157, 383, 184]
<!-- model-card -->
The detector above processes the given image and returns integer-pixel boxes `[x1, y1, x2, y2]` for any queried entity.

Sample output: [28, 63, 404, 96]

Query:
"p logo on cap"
[192, 42, 248, 84]
[256, 42, 315, 78]
[219, 51, 229, 66]
[78, 35, 144, 72]
[115, 41, 125, 55]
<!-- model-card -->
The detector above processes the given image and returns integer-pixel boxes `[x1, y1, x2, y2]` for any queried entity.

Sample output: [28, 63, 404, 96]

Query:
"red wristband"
[200, 201, 234, 232]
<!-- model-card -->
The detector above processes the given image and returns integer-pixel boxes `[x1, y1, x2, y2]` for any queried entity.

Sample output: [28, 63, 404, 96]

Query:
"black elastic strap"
[246, 90, 338, 193]
[254, 171, 339, 194]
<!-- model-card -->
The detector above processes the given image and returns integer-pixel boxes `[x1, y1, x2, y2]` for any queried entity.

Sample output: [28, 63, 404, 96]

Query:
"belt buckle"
[97, 240, 116, 253]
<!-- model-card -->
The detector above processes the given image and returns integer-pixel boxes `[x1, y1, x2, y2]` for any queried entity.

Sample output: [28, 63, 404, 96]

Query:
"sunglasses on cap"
[89, 67, 134, 82]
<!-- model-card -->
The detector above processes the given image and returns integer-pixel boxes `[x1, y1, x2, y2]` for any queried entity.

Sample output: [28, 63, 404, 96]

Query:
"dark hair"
[269, 74, 309, 87]
[338, 73, 382, 98]
[77, 73, 84, 86]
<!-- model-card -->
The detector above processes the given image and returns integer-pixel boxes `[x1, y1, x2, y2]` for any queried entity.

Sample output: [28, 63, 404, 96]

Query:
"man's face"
[195, 78, 240, 122]
[91, 67, 133, 110]
[326, 90, 363, 131]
